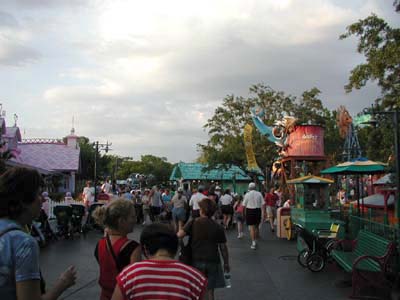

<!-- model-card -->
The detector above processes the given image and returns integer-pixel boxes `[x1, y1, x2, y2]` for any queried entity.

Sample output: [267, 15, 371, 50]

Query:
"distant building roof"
[170, 162, 262, 181]
[11, 142, 80, 172]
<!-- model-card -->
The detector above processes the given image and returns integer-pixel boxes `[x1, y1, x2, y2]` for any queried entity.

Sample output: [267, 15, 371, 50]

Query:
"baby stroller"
[83, 202, 104, 232]
[296, 223, 339, 272]
[31, 209, 57, 247]
[53, 205, 73, 239]
[70, 204, 86, 235]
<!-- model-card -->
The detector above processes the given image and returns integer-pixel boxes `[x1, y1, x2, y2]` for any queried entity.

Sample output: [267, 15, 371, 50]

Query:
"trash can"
[276, 207, 291, 238]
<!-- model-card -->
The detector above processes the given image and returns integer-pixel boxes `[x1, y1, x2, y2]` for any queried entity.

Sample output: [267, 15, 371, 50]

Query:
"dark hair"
[224, 189, 230, 195]
[0, 167, 44, 219]
[198, 198, 217, 218]
[140, 223, 178, 257]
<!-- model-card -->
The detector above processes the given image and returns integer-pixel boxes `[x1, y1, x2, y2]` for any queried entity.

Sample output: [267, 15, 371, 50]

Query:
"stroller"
[53, 205, 73, 239]
[83, 202, 104, 232]
[30, 209, 57, 247]
[295, 223, 339, 272]
[70, 204, 86, 235]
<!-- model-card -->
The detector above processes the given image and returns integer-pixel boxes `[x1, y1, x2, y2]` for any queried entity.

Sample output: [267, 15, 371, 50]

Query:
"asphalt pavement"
[40, 222, 351, 300]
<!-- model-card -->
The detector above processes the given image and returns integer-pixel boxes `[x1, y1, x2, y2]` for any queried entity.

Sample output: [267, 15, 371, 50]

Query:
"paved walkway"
[40, 223, 351, 300]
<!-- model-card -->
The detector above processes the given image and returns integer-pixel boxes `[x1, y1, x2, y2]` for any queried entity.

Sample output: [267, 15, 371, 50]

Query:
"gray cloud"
[3, 0, 400, 163]
[10, 0, 86, 9]
[0, 39, 41, 66]
[0, 11, 19, 28]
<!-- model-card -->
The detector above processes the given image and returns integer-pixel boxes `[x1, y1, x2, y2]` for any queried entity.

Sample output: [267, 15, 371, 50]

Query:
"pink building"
[1, 115, 80, 193]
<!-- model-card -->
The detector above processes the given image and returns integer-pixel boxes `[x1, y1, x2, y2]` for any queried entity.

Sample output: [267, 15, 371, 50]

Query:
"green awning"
[321, 159, 386, 175]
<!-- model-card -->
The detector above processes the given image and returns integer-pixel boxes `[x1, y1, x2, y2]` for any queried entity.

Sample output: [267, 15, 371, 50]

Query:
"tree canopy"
[199, 84, 341, 175]
[340, 8, 400, 109]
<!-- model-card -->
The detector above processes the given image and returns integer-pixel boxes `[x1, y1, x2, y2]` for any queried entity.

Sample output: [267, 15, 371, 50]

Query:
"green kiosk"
[286, 175, 345, 241]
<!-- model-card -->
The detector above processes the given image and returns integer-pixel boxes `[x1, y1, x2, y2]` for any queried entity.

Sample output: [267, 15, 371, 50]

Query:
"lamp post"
[93, 141, 112, 202]
[364, 105, 400, 224]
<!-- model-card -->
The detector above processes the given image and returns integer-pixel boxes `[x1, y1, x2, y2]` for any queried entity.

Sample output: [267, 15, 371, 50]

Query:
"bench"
[331, 229, 396, 299]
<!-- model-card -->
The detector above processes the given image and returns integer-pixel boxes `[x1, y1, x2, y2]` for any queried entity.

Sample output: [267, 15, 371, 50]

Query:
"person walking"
[82, 180, 95, 210]
[149, 186, 162, 222]
[178, 198, 230, 300]
[112, 223, 207, 300]
[264, 188, 278, 232]
[93, 199, 141, 300]
[141, 189, 151, 225]
[220, 189, 234, 230]
[243, 182, 263, 250]
[189, 185, 207, 218]
[0, 167, 77, 300]
[171, 187, 188, 232]
[133, 190, 143, 224]
[233, 195, 245, 239]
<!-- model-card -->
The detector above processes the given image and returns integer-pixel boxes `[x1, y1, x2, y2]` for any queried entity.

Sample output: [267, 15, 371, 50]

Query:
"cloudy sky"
[0, 0, 399, 162]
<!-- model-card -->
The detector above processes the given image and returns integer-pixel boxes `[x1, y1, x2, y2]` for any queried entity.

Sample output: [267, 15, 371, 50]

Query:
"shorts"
[234, 212, 244, 222]
[266, 206, 276, 219]
[221, 205, 233, 215]
[245, 208, 261, 225]
[192, 209, 200, 218]
[172, 207, 187, 222]
[150, 206, 161, 216]
[192, 261, 225, 289]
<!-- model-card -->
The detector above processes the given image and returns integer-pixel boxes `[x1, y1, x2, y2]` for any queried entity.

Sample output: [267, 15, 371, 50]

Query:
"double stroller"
[53, 203, 86, 238]
[296, 223, 339, 272]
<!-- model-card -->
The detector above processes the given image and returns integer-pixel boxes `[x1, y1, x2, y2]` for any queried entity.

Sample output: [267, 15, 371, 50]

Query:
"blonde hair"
[92, 199, 135, 230]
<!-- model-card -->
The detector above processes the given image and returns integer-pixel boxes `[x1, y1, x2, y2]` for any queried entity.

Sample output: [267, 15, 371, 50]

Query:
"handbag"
[178, 220, 194, 265]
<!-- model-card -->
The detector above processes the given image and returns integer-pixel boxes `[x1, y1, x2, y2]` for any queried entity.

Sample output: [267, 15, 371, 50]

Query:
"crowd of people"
[0, 167, 290, 300]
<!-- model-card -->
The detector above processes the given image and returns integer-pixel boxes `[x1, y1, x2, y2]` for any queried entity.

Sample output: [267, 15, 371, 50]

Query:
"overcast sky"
[1, 0, 399, 162]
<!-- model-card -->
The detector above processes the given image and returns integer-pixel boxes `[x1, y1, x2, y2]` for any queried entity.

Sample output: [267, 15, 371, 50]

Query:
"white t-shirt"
[243, 190, 263, 209]
[220, 194, 233, 206]
[101, 182, 112, 194]
[189, 192, 207, 210]
[83, 186, 95, 205]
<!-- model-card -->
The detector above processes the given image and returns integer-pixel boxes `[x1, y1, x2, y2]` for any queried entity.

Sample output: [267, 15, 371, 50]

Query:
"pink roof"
[12, 143, 80, 172]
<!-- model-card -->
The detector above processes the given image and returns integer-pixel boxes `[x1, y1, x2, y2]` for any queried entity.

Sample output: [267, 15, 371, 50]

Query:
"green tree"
[77, 137, 96, 180]
[341, 2, 399, 163]
[340, 8, 400, 109]
[115, 155, 173, 186]
[199, 84, 340, 174]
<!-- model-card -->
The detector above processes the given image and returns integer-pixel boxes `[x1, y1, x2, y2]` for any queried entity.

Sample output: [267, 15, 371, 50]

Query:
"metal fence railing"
[348, 215, 400, 243]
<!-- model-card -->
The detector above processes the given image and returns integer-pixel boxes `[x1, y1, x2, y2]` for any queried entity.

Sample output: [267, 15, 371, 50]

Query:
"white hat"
[177, 187, 183, 192]
[215, 186, 221, 190]
[248, 182, 256, 190]
[42, 191, 49, 197]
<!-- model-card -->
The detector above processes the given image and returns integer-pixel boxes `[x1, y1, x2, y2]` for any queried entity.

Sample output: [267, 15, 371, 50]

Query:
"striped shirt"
[116, 259, 207, 300]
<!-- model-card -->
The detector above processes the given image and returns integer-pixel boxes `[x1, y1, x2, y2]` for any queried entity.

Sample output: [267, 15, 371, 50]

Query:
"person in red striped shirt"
[111, 223, 207, 300]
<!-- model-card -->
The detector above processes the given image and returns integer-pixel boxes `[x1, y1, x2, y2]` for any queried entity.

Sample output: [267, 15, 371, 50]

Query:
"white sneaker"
[250, 241, 256, 250]
[237, 233, 242, 239]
